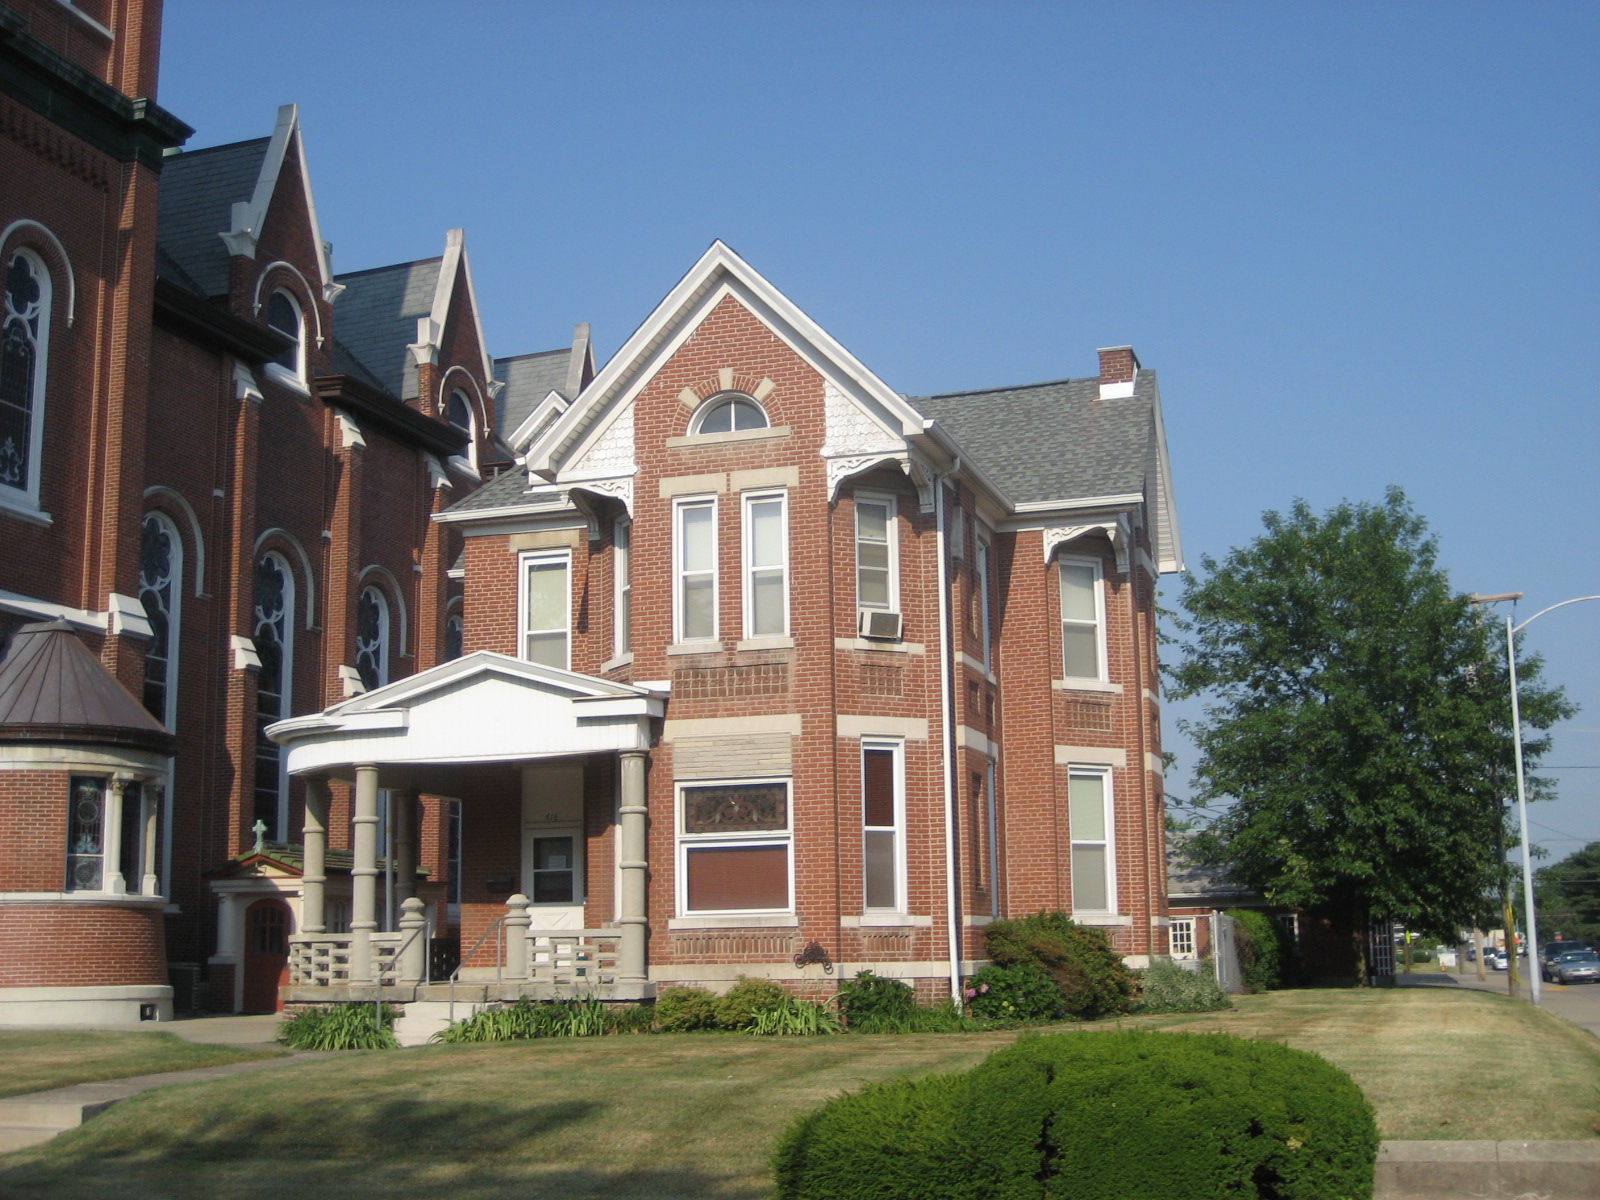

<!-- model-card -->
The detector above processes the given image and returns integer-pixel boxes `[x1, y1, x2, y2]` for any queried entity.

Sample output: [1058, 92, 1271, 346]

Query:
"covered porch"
[266, 652, 664, 1004]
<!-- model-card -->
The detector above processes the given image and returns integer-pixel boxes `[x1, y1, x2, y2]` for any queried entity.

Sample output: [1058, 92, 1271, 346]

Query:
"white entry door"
[521, 763, 586, 930]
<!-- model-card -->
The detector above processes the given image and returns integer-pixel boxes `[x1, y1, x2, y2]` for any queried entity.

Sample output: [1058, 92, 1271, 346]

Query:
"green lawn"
[0, 1030, 284, 1099]
[0, 988, 1593, 1200]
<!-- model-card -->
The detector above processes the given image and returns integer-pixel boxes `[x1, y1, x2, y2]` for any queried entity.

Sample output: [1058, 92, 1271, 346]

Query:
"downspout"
[934, 471, 962, 1007]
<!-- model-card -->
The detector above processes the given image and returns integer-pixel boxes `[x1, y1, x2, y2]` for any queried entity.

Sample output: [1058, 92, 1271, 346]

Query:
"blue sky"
[160, 1, 1600, 866]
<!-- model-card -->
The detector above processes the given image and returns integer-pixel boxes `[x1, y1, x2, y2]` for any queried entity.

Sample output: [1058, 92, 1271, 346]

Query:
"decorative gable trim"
[1043, 515, 1132, 574]
[219, 105, 338, 298]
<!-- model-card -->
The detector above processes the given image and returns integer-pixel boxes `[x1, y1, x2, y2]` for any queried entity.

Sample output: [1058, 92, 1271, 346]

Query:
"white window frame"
[1169, 917, 1197, 960]
[675, 778, 793, 917]
[446, 388, 478, 472]
[741, 490, 789, 639]
[673, 495, 718, 644]
[854, 490, 899, 612]
[523, 824, 586, 908]
[1068, 765, 1116, 915]
[976, 531, 993, 672]
[0, 247, 51, 513]
[65, 775, 108, 892]
[263, 288, 307, 389]
[690, 392, 768, 435]
[519, 549, 572, 669]
[138, 511, 182, 731]
[253, 551, 294, 841]
[1059, 555, 1108, 682]
[612, 517, 631, 660]
[861, 739, 906, 914]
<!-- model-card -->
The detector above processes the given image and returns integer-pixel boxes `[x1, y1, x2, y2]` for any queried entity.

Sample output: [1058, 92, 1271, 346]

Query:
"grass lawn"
[0, 1030, 284, 1099]
[0, 987, 1594, 1200]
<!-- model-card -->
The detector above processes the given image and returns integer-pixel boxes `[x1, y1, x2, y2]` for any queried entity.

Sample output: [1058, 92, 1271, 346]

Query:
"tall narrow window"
[0, 251, 49, 505]
[139, 513, 181, 729]
[674, 497, 717, 642]
[253, 554, 294, 839]
[447, 389, 477, 469]
[118, 780, 144, 893]
[855, 493, 897, 611]
[678, 781, 791, 914]
[1059, 558, 1106, 680]
[444, 612, 464, 661]
[743, 492, 787, 638]
[355, 586, 390, 691]
[65, 776, 106, 892]
[976, 534, 993, 671]
[862, 742, 903, 912]
[521, 551, 570, 668]
[969, 768, 996, 913]
[1068, 768, 1113, 913]
[266, 290, 304, 383]
[447, 800, 463, 907]
[613, 518, 631, 658]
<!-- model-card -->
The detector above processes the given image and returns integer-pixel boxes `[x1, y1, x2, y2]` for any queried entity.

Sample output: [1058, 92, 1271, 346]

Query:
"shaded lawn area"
[0, 987, 1594, 1200]
[0, 1030, 284, 1099]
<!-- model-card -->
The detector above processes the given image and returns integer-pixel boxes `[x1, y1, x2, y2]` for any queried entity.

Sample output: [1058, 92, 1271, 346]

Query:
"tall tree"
[1168, 488, 1572, 983]
[1536, 843, 1600, 944]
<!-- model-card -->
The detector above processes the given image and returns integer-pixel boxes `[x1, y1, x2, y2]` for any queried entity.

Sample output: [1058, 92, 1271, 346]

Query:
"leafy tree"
[1536, 842, 1600, 944]
[1168, 489, 1571, 983]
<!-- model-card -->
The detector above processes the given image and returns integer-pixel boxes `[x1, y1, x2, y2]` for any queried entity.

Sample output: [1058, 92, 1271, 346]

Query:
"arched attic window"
[266, 290, 305, 384]
[447, 389, 477, 468]
[691, 393, 767, 435]
[1, 249, 51, 506]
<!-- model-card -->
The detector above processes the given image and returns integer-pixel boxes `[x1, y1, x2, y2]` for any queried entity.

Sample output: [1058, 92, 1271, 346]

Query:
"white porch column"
[103, 777, 129, 894]
[215, 891, 242, 959]
[392, 790, 419, 904]
[618, 750, 649, 986]
[301, 775, 331, 934]
[349, 763, 380, 983]
[140, 783, 160, 896]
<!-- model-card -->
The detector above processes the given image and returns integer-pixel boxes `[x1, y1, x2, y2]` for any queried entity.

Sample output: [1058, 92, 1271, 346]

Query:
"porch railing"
[526, 929, 621, 989]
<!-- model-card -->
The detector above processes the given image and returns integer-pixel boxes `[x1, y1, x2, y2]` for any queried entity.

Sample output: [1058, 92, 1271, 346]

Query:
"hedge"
[983, 911, 1135, 1018]
[774, 1031, 1378, 1200]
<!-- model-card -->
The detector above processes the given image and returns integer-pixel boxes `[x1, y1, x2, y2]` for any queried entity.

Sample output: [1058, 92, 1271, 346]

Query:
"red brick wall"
[0, 900, 167, 987]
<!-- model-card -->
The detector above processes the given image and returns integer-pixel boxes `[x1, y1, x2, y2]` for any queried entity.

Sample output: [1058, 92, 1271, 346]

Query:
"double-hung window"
[1059, 557, 1106, 681]
[1068, 767, 1114, 913]
[675, 497, 717, 642]
[613, 518, 631, 658]
[678, 780, 791, 915]
[521, 550, 570, 668]
[742, 491, 787, 638]
[976, 533, 993, 671]
[862, 741, 904, 912]
[855, 492, 897, 611]
[1169, 917, 1197, 960]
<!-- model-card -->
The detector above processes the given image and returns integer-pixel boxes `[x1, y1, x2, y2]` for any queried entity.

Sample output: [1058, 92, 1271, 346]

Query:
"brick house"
[1, 0, 1183, 1022]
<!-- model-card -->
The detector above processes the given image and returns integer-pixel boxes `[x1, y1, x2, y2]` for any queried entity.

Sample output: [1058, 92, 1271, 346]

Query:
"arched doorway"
[242, 898, 292, 1012]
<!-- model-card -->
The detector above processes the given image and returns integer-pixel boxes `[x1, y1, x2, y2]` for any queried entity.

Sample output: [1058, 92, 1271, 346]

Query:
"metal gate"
[1211, 911, 1243, 993]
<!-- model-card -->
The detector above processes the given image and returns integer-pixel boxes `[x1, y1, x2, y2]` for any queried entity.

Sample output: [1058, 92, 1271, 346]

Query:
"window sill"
[735, 636, 793, 652]
[841, 914, 933, 928]
[665, 426, 791, 449]
[834, 637, 925, 655]
[1072, 913, 1132, 927]
[263, 363, 311, 395]
[668, 914, 798, 929]
[960, 653, 997, 682]
[600, 652, 634, 673]
[1052, 679, 1123, 694]
[667, 641, 726, 655]
[0, 891, 167, 907]
[0, 492, 52, 527]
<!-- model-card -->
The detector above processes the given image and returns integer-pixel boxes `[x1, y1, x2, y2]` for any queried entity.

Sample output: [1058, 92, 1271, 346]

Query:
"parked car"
[1488, 949, 1509, 971]
[1540, 941, 1591, 968]
[1545, 950, 1600, 985]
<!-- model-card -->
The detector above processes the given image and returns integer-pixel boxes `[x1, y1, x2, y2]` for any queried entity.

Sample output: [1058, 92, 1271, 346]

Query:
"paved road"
[1402, 965, 1600, 1038]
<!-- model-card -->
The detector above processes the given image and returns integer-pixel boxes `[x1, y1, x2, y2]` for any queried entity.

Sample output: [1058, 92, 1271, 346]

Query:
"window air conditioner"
[858, 609, 903, 640]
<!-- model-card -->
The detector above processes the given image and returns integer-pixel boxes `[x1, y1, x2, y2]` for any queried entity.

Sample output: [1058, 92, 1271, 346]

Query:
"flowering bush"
[963, 963, 1062, 1022]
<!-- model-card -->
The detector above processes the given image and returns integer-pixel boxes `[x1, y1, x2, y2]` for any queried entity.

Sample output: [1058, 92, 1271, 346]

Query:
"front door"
[522, 763, 586, 931]
[242, 898, 292, 1012]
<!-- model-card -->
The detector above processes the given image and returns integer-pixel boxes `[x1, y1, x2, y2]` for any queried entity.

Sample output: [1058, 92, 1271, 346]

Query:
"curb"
[1377, 1140, 1600, 1199]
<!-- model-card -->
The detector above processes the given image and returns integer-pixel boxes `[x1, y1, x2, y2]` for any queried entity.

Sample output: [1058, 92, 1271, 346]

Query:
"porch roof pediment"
[267, 652, 662, 783]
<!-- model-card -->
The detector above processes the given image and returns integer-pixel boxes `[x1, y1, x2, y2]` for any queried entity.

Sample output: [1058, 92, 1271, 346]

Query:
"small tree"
[1169, 489, 1571, 983]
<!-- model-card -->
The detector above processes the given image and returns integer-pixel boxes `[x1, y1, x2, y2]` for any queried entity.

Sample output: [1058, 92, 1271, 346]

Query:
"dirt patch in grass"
[0, 988, 1592, 1199]
[0, 1030, 284, 1099]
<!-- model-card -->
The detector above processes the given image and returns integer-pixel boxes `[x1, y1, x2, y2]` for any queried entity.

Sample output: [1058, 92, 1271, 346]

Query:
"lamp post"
[1471, 593, 1600, 1008]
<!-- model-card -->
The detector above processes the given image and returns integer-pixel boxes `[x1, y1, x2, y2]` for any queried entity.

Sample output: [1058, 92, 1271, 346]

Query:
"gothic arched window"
[139, 513, 182, 729]
[253, 553, 294, 839]
[356, 586, 390, 691]
[266, 290, 304, 383]
[0, 251, 50, 506]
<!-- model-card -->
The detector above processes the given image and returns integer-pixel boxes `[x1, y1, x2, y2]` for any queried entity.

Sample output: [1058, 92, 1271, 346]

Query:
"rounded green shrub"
[983, 910, 1134, 1018]
[1228, 909, 1291, 992]
[837, 970, 917, 1029]
[714, 976, 791, 1030]
[653, 985, 719, 1032]
[774, 1031, 1378, 1200]
[279, 1001, 398, 1050]
[964, 963, 1063, 1022]
[1137, 959, 1231, 1014]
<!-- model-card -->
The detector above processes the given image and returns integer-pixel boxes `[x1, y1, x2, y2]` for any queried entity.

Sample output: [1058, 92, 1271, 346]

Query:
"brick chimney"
[1097, 346, 1140, 399]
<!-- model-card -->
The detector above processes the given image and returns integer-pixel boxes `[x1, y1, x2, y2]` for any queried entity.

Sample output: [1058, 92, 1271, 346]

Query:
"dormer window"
[266, 290, 305, 384]
[447, 389, 477, 469]
[692, 393, 767, 435]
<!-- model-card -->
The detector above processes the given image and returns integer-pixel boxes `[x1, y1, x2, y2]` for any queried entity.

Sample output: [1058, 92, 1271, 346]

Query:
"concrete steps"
[393, 999, 483, 1046]
[0, 1093, 124, 1151]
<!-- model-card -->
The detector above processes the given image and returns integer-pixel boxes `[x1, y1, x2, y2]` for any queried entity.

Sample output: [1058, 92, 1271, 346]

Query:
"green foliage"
[1228, 909, 1293, 991]
[748, 997, 843, 1037]
[964, 964, 1063, 1022]
[1537, 842, 1600, 944]
[836, 970, 916, 1028]
[432, 997, 623, 1042]
[1168, 489, 1574, 971]
[653, 985, 720, 1032]
[984, 911, 1135, 1018]
[278, 1002, 398, 1051]
[846, 998, 993, 1035]
[714, 976, 792, 1030]
[774, 1031, 1379, 1200]
[1137, 960, 1231, 1013]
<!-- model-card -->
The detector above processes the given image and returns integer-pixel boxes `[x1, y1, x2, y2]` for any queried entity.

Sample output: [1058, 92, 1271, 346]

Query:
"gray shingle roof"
[156, 138, 269, 298]
[444, 466, 553, 513]
[332, 259, 443, 401]
[911, 373, 1157, 507]
[494, 349, 572, 440]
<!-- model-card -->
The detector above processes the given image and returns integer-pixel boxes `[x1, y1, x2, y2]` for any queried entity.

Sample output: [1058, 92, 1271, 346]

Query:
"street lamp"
[1472, 592, 1600, 1008]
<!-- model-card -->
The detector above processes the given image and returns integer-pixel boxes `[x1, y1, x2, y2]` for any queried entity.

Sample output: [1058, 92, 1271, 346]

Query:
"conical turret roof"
[0, 621, 175, 751]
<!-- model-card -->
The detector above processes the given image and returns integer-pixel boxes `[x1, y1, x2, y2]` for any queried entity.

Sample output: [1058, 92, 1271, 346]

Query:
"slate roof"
[494, 348, 572, 440]
[1166, 832, 1261, 903]
[911, 373, 1158, 507]
[0, 621, 174, 751]
[332, 259, 443, 401]
[156, 138, 269, 298]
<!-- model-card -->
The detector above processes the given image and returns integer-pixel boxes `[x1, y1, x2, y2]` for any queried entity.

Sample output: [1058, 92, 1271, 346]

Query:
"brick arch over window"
[356, 564, 409, 664]
[439, 366, 484, 468]
[252, 527, 317, 629]
[142, 486, 206, 597]
[681, 371, 782, 425]
[250, 262, 324, 349]
[0, 220, 76, 326]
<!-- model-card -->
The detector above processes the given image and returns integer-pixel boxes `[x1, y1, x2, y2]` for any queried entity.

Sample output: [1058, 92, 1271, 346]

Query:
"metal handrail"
[448, 915, 508, 1022]
[372, 918, 431, 1032]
